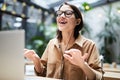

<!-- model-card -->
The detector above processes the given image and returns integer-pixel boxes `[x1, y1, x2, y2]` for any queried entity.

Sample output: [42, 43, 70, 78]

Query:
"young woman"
[24, 3, 103, 80]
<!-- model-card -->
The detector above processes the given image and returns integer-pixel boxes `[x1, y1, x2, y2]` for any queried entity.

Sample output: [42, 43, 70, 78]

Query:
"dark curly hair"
[57, 2, 84, 42]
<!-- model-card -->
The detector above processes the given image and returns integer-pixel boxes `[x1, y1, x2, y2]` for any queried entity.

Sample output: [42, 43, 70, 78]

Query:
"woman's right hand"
[24, 49, 40, 61]
[24, 49, 42, 73]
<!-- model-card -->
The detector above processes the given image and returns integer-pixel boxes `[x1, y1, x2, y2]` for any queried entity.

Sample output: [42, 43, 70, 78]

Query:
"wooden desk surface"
[103, 66, 120, 80]
[103, 72, 120, 80]
[103, 67, 120, 73]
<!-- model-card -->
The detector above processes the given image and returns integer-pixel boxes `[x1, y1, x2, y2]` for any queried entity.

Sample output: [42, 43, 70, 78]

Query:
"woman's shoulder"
[47, 37, 58, 45]
[81, 36, 95, 45]
[49, 37, 57, 42]
[75, 35, 96, 48]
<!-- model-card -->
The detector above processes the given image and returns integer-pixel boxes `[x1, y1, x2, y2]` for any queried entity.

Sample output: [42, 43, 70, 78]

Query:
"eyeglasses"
[56, 10, 74, 18]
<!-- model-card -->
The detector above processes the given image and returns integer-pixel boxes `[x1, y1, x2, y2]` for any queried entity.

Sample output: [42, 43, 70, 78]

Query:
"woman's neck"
[61, 31, 74, 45]
[59, 31, 75, 53]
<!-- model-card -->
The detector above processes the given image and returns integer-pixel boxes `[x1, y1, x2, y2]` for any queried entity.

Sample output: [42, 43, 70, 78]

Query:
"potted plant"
[97, 4, 120, 63]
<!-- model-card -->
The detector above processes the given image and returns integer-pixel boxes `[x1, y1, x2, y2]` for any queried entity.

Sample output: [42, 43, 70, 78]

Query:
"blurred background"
[0, 0, 120, 64]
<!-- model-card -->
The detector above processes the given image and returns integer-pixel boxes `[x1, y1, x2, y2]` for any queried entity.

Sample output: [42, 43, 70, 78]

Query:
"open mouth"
[59, 21, 67, 24]
[58, 18, 68, 25]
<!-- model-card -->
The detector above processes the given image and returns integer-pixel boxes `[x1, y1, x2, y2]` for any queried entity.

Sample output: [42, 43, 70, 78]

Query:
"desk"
[25, 72, 120, 80]
[103, 72, 120, 80]
[25, 76, 61, 80]
[103, 67, 120, 80]
[103, 68, 120, 73]
[25, 63, 120, 80]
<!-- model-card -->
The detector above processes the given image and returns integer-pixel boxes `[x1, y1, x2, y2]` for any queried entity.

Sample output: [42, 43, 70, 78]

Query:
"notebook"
[0, 30, 25, 80]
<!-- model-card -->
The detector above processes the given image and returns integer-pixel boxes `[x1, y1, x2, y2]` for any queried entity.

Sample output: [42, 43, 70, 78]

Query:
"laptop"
[0, 30, 25, 80]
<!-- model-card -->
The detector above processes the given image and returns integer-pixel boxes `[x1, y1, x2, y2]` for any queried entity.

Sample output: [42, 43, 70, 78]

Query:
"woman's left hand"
[64, 49, 88, 68]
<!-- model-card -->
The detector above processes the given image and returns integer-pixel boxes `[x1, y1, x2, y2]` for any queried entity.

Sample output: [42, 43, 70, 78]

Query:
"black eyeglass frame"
[56, 10, 74, 18]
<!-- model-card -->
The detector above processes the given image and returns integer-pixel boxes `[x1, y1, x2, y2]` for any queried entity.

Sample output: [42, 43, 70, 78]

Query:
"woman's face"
[56, 4, 78, 33]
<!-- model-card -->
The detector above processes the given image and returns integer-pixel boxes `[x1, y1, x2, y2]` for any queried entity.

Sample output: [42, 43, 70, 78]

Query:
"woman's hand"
[24, 49, 40, 61]
[64, 49, 96, 80]
[63, 49, 88, 68]
[24, 49, 42, 73]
